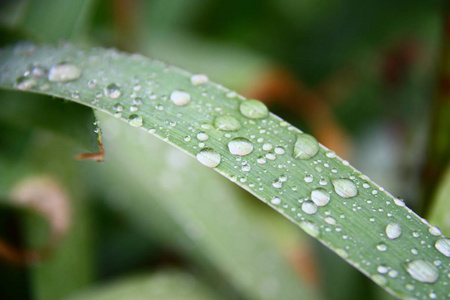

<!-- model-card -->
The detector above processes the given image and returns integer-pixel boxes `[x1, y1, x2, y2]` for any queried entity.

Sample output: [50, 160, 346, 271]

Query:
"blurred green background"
[0, 0, 448, 299]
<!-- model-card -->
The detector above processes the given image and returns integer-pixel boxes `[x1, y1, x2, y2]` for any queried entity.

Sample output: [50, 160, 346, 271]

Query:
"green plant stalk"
[0, 43, 448, 299]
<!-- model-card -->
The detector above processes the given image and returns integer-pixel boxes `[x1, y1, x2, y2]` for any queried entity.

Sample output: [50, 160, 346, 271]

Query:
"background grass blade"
[0, 43, 449, 299]
[66, 269, 224, 300]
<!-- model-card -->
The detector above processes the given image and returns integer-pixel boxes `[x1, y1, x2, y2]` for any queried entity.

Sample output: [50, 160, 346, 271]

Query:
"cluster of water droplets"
[5, 44, 449, 299]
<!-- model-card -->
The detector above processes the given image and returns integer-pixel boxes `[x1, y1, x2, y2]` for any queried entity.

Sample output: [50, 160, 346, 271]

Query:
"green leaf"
[66, 269, 224, 300]
[0, 43, 449, 299]
[89, 112, 314, 300]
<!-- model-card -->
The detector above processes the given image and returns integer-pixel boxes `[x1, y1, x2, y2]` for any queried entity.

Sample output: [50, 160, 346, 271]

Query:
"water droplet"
[262, 143, 273, 151]
[48, 62, 81, 82]
[104, 83, 122, 99]
[239, 99, 268, 119]
[386, 223, 402, 240]
[274, 146, 285, 155]
[113, 103, 124, 112]
[197, 132, 209, 141]
[170, 90, 191, 106]
[30, 65, 46, 77]
[228, 138, 253, 156]
[428, 226, 442, 236]
[293, 133, 319, 159]
[324, 217, 337, 225]
[435, 238, 450, 257]
[311, 188, 330, 206]
[196, 148, 221, 168]
[191, 74, 209, 86]
[332, 179, 358, 198]
[377, 265, 389, 274]
[376, 243, 388, 252]
[128, 114, 143, 127]
[405, 260, 439, 283]
[214, 115, 241, 131]
[304, 175, 313, 183]
[257, 156, 266, 164]
[271, 197, 281, 205]
[302, 201, 318, 215]
[272, 181, 282, 189]
[14, 76, 36, 90]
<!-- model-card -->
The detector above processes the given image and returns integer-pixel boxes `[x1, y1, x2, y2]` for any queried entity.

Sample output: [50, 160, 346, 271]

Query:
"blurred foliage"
[0, 0, 448, 299]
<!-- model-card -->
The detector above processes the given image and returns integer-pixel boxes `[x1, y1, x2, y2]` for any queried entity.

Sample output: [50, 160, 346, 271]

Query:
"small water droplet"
[197, 132, 209, 141]
[376, 243, 388, 252]
[435, 238, 450, 257]
[14, 76, 36, 90]
[332, 179, 358, 198]
[386, 223, 402, 240]
[428, 226, 442, 236]
[228, 138, 253, 156]
[405, 260, 439, 283]
[293, 133, 319, 159]
[48, 62, 81, 82]
[170, 90, 191, 106]
[271, 197, 281, 205]
[302, 201, 318, 215]
[113, 103, 124, 112]
[214, 115, 241, 131]
[262, 143, 273, 151]
[191, 74, 209, 86]
[311, 188, 330, 206]
[377, 265, 389, 274]
[274, 146, 285, 155]
[304, 175, 313, 183]
[196, 148, 221, 168]
[239, 99, 268, 119]
[104, 83, 122, 99]
[128, 114, 143, 127]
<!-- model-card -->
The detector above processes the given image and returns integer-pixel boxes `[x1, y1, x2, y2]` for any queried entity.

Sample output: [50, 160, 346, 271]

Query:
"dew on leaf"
[293, 133, 319, 160]
[239, 99, 269, 119]
[197, 132, 209, 141]
[191, 74, 209, 86]
[435, 238, 450, 257]
[311, 188, 330, 206]
[405, 260, 439, 283]
[48, 62, 81, 82]
[128, 114, 143, 127]
[104, 83, 122, 99]
[170, 90, 191, 106]
[299, 221, 320, 237]
[302, 201, 318, 215]
[332, 179, 358, 198]
[214, 115, 241, 131]
[428, 226, 442, 236]
[386, 223, 402, 240]
[271, 197, 281, 205]
[196, 148, 221, 168]
[14, 76, 36, 90]
[228, 137, 253, 156]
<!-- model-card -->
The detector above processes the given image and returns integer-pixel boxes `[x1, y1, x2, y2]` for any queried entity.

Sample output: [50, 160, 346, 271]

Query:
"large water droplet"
[104, 83, 122, 99]
[228, 138, 253, 156]
[435, 238, 450, 257]
[128, 114, 143, 127]
[293, 133, 319, 160]
[405, 260, 439, 283]
[196, 148, 221, 168]
[214, 115, 241, 131]
[386, 223, 402, 240]
[48, 62, 81, 82]
[239, 99, 268, 119]
[190, 74, 209, 86]
[332, 179, 357, 198]
[302, 201, 318, 214]
[14, 76, 36, 90]
[170, 90, 191, 106]
[311, 188, 330, 206]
